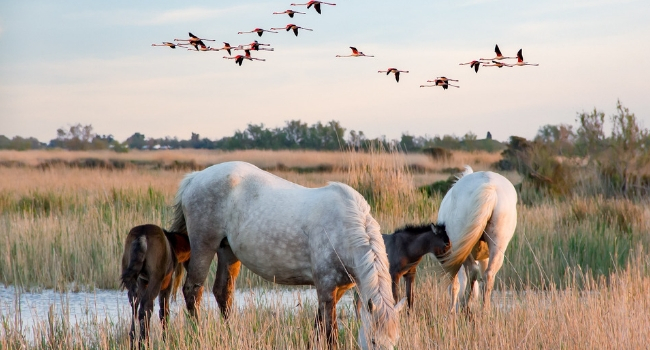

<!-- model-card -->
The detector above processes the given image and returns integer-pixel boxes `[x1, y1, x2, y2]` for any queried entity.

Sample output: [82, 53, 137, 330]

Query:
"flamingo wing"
[315, 3, 322, 13]
[395, 71, 400, 82]
[517, 49, 524, 62]
[494, 44, 502, 56]
[293, 27, 299, 36]
[350, 47, 359, 54]
[189, 32, 199, 39]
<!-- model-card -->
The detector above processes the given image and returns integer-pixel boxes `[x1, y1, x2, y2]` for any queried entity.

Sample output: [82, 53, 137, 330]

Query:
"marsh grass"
[1, 149, 649, 348]
[1, 250, 648, 349]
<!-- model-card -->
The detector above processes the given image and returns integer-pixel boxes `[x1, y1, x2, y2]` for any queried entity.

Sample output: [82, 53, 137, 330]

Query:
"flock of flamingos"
[151, 1, 539, 90]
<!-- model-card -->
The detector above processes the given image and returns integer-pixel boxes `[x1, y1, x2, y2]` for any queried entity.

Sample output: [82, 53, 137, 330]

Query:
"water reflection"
[0, 285, 353, 339]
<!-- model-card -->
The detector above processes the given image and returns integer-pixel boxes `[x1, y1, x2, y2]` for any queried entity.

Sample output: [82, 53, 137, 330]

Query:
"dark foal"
[120, 224, 191, 349]
[356, 223, 450, 313]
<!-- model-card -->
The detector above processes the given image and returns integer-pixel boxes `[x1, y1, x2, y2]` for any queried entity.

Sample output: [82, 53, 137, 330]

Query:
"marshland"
[1, 139, 649, 349]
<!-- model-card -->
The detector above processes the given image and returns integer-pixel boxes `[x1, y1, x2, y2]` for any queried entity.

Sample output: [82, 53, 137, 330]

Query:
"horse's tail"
[438, 181, 497, 280]
[338, 183, 399, 345]
[120, 235, 148, 291]
[166, 230, 191, 302]
[169, 171, 199, 235]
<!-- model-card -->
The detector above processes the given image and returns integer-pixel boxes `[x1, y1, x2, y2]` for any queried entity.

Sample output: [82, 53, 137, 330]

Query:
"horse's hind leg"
[213, 242, 241, 320]
[138, 279, 162, 346]
[158, 281, 172, 341]
[127, 287, 139, 349]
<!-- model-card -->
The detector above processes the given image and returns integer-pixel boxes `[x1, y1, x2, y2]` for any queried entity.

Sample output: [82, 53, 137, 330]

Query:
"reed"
[1, 249, 648, 349]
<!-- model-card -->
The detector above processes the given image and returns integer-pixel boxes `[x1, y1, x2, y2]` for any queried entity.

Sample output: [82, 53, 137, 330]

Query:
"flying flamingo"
[224, 55, 245, 66]
[237, 28, 278, 37]
[151, 42, 186, 49]
[422, 77, 460, 89]
[239, 40, 274, 51]
[290, 1, 336, 14]
[336, 47, 374, 57]
[271, 24, 313, 36]
[480, 44, 516, 61]
[378, 68, 409, 83]
[459, 60, 487, 73]
[273, 9, 306, 18]
[219, 42, 235, 55]
[188, 45, 218, 52]
[243, 49, 266, 62]
[483, 60, 513, 68]
[513, 49, 539, 66]
[174, 32, 215, 50]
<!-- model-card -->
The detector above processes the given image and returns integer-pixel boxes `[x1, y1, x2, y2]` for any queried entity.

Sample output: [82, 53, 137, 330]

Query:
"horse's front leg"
[404, 266, 417, 311]
[213, 243, 241, 320]
[182, 244, 215, 319]
[314, 288, 338, 349]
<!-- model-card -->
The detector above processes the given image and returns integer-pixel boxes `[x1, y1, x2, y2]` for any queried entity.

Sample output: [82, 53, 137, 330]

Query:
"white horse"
[170, 161, 404, 349]
[436, 166, 517, 312]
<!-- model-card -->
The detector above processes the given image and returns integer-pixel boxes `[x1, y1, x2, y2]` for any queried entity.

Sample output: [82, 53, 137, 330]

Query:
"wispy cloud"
[64, 5, 254, 27]
[138, 6, 252, 26]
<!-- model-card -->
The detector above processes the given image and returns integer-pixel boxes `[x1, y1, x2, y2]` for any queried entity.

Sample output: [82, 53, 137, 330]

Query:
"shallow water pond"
[0, 285, 354, 342]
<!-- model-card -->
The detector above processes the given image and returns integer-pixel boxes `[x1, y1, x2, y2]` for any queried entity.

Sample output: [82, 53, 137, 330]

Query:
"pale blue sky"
[1, 0, 648, 142]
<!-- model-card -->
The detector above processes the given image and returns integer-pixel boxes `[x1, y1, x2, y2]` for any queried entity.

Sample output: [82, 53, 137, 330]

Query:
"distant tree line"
[0, 120, 502, 153]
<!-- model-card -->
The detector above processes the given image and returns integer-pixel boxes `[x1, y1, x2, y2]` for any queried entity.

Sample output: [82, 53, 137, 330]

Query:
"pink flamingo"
[480, 44, 516, 60]
[271, 24, 313, 36]
[378, 68, 409, 83]
[513, 49, 539, 66]
[273, 9, 306, 18]
[174, 32, 215, 51]
[237, 28, 278, 37]
[290, 1, 336, 14]
[219, 42, 235, 55]
[459, 60, 487, 73]
[238, 40, 274, 51]
[243, 49, 266, 62]
[483, 60, 513, 68]
[421, 77, 460, 89]
[151, 42, 186, 49]
[224, 55, 245, 66]
[336, 47, 374, 57]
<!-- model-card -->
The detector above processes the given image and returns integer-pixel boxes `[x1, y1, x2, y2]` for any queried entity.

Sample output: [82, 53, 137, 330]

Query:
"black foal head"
[429, 223, 451, 259]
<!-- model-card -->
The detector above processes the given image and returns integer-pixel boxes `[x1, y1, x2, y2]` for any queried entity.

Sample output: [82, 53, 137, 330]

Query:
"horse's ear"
[367, 298, 374, 312]
[395, 297, 407, 314]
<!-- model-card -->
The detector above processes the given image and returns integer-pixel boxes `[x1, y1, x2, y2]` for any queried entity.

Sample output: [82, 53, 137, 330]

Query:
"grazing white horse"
[170, 161, 403, 349]
[436, 166, 517, 311]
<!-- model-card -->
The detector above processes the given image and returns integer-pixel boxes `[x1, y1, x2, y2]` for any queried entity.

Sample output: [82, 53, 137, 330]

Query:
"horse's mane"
[328, 182, 399, 343]
[393, 223, 433, 235]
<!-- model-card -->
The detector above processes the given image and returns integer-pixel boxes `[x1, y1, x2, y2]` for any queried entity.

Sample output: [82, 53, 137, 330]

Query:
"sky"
[1, 0, 649, 143]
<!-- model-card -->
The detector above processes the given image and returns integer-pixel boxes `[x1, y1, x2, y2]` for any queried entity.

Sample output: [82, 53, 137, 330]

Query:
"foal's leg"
[127, 287, 139, 348]
[158, 280, 172, 341]
[404, 266, 417, 311]
[213, 244, 241, 320]
[139, 279, 162, 346]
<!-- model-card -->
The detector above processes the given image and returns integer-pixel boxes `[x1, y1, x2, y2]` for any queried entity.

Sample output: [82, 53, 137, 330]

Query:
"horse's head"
[430, 223, 451, 259]
[357, 297, 406, 350]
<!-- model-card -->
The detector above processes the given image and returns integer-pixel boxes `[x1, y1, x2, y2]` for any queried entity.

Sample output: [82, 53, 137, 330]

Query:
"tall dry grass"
[1, 149, 649, 349]
[2, 249, 648, 349]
